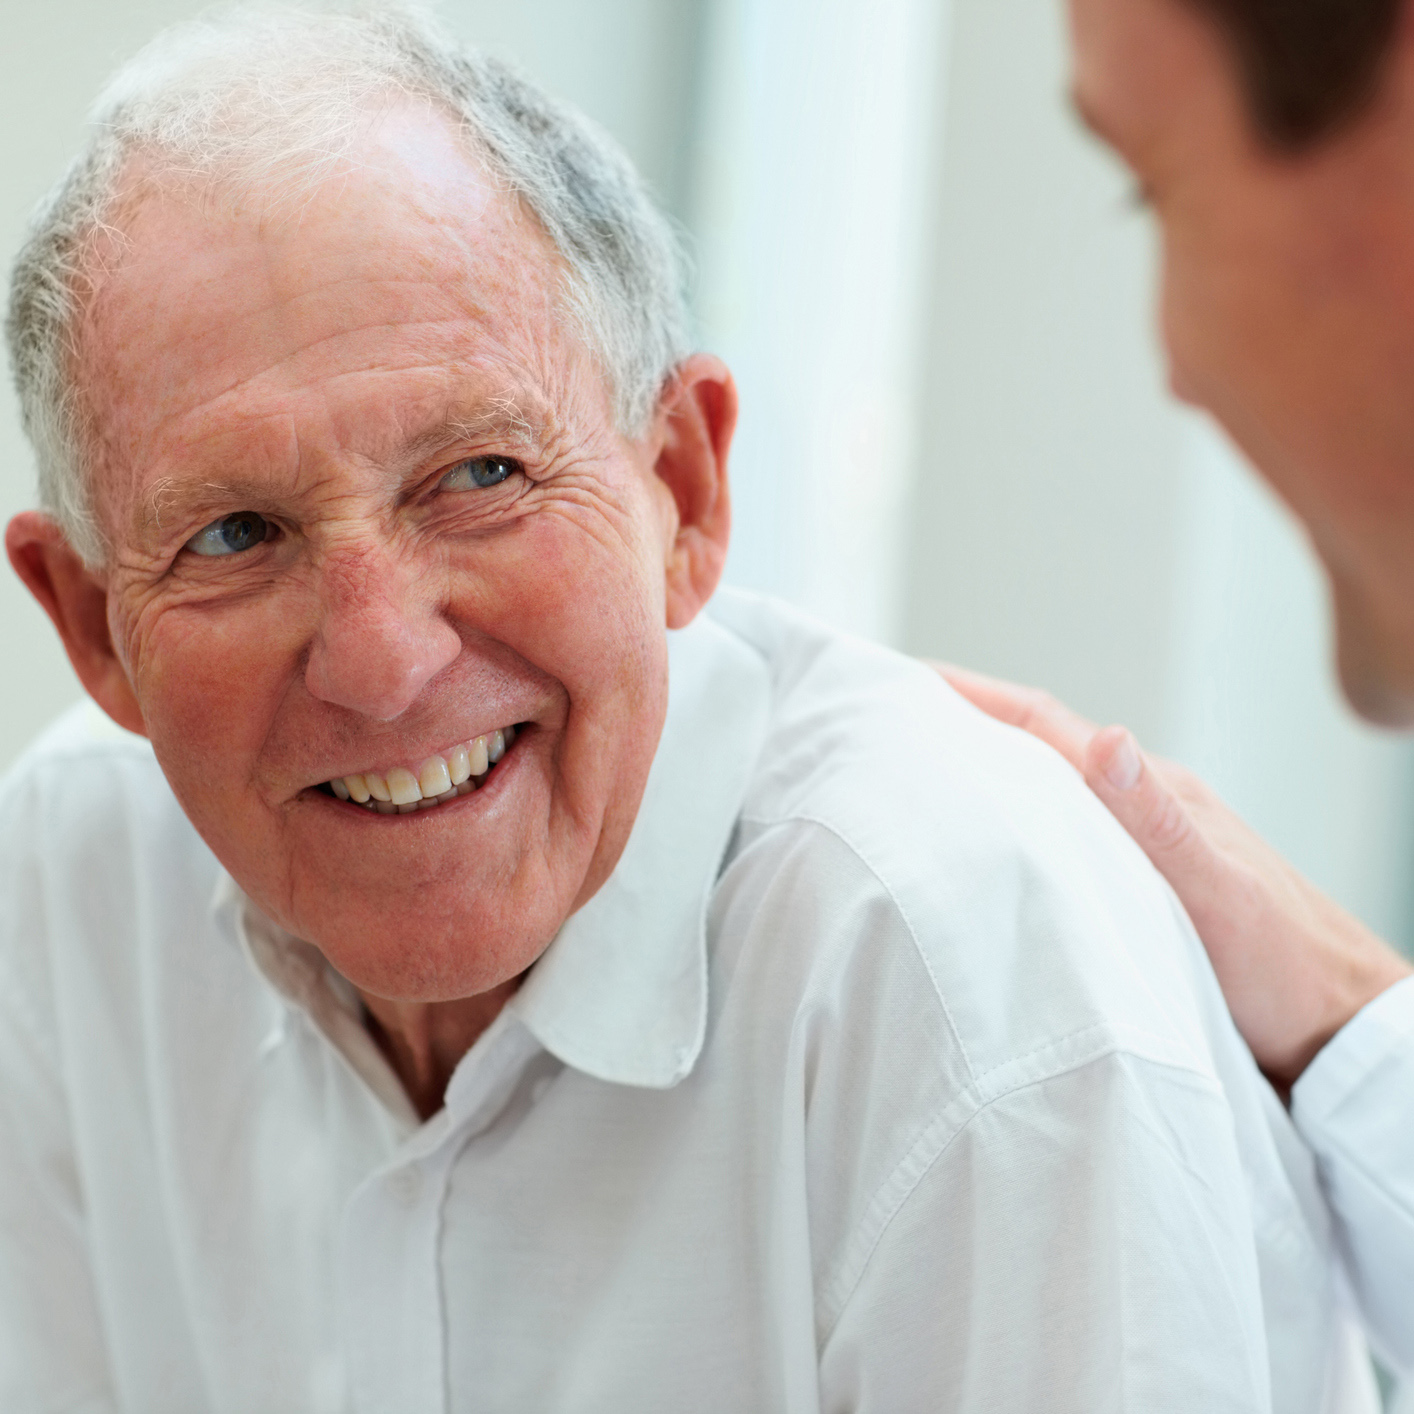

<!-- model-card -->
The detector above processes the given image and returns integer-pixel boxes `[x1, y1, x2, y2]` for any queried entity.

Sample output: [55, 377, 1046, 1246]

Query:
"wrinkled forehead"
[74, 106, 582, 529]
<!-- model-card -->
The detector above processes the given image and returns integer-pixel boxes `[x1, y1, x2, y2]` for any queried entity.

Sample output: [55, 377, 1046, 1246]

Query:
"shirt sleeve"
[0, 779, 118, 1413]
[1291, 975, 1414, 1376]
[817, 1050, 1273, 1414]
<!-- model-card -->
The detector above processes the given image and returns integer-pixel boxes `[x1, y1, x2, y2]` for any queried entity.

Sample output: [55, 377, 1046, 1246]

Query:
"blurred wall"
[902, 0, 1185, 744]
[690, 0, 945, 643]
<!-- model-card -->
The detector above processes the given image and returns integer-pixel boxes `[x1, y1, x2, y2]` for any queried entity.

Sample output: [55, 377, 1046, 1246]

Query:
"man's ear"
[652, 354, 737, 630]
[5, 511, 146, 736]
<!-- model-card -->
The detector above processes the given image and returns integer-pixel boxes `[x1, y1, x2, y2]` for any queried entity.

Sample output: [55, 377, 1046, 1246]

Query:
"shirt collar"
[508, 606, 771, 1089]
[211, 871, 422, 1128]
[211, 603, 770, 1096]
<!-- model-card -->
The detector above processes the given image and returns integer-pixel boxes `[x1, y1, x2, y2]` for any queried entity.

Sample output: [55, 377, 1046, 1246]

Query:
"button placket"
[338, 1014, 542, 1414]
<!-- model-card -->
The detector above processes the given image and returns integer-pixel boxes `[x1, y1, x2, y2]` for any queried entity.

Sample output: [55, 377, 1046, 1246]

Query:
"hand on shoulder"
[935, 664, 1414, 1088]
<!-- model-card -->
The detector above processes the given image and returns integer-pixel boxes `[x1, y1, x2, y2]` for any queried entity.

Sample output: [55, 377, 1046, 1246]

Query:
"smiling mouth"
[320, 725, 520, 814]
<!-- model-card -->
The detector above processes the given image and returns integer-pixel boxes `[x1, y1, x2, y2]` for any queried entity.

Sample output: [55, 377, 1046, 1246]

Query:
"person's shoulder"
[706, 588, 1221, 1087]
[0, 699, 167, 841]
[706, 586, 1118, 893]
[701, 593, 1250, 1320]
[2, 697, 156, 782]
[0, 701, 217, 975]
[709, 586, 1085, 840]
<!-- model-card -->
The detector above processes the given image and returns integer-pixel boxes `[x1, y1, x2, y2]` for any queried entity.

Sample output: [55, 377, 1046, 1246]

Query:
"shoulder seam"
[736, 810, 977, 1083]
[813, 1037, 1228, 1344]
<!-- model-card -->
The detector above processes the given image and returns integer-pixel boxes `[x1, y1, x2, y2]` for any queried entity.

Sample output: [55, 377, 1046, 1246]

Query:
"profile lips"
[325, 725, 518, 814]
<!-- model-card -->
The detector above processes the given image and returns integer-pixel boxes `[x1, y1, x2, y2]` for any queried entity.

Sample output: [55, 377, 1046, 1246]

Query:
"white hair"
[5, 3, 693, 564]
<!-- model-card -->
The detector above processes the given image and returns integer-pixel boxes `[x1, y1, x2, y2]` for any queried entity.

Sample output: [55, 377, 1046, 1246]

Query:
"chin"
[321, 918, 548, 1003]
[1333, 589, 1414, 730]
[1336, 661, 1414, 730]
[281, 873, 561, 1002]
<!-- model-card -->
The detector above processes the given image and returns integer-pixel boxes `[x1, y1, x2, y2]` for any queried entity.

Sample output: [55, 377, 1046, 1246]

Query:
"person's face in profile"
[1068, 0, 1414, 726]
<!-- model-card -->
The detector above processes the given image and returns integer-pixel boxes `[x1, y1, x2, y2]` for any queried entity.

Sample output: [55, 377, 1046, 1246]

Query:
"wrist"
[1289, 933, 1413, 1084]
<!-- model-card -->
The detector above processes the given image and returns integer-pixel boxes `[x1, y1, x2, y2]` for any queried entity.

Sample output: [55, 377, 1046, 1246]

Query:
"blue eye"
[439, 456, 518, 492]
[185, 512, 271, 557]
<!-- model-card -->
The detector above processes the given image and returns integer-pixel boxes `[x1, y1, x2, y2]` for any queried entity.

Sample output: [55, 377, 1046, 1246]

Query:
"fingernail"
[1103, 733, 1142, 792]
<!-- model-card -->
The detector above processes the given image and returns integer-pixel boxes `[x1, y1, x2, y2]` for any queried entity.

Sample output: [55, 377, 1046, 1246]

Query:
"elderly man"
[0, 8, 1374, 1413]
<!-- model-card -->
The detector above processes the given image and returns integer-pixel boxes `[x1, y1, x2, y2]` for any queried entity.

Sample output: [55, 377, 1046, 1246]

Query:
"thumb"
[1082, 726, 1210, 884]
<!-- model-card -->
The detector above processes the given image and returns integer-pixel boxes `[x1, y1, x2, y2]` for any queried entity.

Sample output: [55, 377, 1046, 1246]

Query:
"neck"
[358, 980, 521, 1120]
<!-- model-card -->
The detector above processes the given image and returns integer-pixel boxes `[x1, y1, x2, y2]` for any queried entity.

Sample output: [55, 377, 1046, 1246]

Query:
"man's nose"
[303, 546, 462, 722]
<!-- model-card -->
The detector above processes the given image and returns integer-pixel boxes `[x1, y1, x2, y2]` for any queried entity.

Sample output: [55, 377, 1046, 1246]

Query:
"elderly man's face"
[37, 109, 730, 1003]
[1069, 0, 1414, 725]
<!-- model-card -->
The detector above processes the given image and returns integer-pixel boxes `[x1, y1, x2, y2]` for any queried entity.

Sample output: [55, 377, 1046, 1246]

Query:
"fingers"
[928, 665, 1414, 1083]
[1082, 725, 1210, 879]
[928, 660, 1186, 856]
[934, 666, 1205, 881]
[932, 662, 1099, 772]
[1081, 727, 1413, 1082]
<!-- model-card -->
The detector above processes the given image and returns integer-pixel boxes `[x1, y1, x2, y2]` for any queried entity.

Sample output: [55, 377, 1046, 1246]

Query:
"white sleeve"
[0, 998, 119, 1414]
[1291, 975, 1414, 1376]
[0, 779, 118, 1413]
[817, 1050, 1272, 1414]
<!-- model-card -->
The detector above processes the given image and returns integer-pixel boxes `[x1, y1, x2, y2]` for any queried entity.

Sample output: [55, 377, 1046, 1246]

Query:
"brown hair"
[1189, 0, 1404, 147]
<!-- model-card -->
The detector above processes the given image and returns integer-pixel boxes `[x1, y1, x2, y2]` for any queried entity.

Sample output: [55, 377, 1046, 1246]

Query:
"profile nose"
[304, 544, 461, 721]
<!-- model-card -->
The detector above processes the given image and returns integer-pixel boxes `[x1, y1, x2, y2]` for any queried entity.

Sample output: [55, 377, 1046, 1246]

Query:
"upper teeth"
[328, 726, 515, 814]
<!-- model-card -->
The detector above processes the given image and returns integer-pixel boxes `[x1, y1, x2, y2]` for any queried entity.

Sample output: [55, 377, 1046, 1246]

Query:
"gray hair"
[5, 3, 693, 565]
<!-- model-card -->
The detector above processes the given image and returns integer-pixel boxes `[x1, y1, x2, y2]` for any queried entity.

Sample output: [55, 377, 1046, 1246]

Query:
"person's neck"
[357, 981, 521, 1121]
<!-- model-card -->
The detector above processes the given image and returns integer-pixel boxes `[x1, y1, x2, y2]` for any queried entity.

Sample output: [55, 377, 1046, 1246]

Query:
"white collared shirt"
[0, 589, 1386, 1413]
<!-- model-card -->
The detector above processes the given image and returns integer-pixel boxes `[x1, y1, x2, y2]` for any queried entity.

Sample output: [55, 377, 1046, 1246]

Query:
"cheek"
[459, 472, 668, 676]
[125, 594, 304, 795]
[471, 507, 664, 699]
[1155, 218, 1216, 405]
[1163, 191, 1351, 448]
[1155, 204, 1272, 413]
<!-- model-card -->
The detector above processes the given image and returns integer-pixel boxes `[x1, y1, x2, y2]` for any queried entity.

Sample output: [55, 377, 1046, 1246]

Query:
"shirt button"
[386, 1166, 423, 1209]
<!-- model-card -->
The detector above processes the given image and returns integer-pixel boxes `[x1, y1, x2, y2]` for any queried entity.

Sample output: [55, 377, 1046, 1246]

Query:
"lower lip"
[309, 731, 526, 821]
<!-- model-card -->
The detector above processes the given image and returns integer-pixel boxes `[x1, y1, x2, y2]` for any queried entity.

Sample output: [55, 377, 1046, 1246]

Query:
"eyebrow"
[399, 393, 551, 465]
[133, 391, 558, 545]
[136, 474, 292, 544]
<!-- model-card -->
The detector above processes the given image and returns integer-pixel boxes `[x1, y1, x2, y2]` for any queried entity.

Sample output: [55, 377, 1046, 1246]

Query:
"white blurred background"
[3, 0, 1412, 973]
